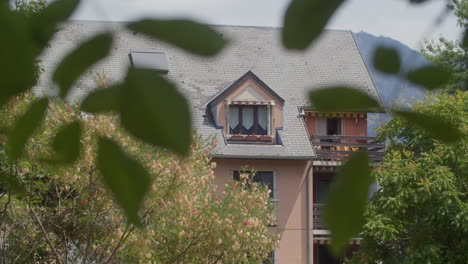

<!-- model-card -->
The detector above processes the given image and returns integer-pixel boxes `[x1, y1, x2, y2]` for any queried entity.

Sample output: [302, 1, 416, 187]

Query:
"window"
[314, 172, 335, 203]
[314, 244, 359, 264]
[314, 245, 342, 264]
[263, 250, 277, 264]
[326, 118, 341, 135]
[229, 105, 268, 135]
[130, 51, 169, 73]
[316, 118, 342, 136]
[233, 170, 278, 225]
[233, 171, 275, 198]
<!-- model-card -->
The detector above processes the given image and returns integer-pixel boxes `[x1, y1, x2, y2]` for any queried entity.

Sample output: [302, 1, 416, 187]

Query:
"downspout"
[306, 161, 313, 264]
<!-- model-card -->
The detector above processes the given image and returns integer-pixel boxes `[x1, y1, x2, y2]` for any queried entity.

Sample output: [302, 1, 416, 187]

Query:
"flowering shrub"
[0, 93, 279, 263]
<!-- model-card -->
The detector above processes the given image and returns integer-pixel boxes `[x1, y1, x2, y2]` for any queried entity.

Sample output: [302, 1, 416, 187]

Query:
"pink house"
[39, 22, 384, 264]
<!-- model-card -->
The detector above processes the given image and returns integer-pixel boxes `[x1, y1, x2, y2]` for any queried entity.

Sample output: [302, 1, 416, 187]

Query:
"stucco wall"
[342, 117, 367, 136]
[213, 158, 312, 264]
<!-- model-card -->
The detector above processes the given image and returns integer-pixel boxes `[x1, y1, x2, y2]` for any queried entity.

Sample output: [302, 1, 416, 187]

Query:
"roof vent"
[130, 51, 169, 73]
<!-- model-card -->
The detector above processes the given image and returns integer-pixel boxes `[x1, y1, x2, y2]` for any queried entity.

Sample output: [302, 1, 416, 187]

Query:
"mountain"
[352, 31, 429, 136]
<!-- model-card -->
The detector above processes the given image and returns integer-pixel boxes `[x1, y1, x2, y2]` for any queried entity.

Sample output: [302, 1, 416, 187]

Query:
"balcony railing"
[310, 135, 385, 162]
[313, 203, 326, 229]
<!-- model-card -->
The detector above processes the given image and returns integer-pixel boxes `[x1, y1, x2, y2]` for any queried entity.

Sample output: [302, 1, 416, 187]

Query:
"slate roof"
[36, 21, 380, 160]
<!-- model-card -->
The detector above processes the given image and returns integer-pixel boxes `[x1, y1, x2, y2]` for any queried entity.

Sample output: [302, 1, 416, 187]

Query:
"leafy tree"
[0, 93, 279, 263]
[422, 0, 468, 92]
[353, 92, 467, 263]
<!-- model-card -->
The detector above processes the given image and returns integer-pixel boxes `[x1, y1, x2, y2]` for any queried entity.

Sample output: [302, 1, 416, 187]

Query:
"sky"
[72, 0, 463, 49]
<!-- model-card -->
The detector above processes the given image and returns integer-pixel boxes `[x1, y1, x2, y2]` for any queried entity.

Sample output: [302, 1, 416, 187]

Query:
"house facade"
[38, 21, 384, 264]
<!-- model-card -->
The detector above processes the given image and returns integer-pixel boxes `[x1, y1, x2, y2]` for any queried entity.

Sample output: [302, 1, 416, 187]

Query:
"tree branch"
[103, 223, 134, 264]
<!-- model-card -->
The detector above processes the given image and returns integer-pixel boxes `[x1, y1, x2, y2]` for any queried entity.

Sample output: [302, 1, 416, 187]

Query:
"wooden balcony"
[310, 135, 385, 162]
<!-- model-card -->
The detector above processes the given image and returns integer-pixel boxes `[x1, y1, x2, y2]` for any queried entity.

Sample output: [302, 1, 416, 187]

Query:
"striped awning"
[226, 100, 275, 105]
[305, 111, 366, 118]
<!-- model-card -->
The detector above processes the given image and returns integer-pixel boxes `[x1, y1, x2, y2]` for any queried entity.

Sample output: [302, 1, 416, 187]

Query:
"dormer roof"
[207, 71, 284, 109]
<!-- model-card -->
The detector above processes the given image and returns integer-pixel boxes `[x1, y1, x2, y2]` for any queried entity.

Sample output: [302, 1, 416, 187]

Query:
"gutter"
[305, 161, 313, 264]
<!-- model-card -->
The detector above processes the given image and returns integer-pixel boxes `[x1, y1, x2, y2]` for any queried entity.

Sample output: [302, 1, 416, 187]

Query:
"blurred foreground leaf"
[0, 171, 26, 194]
[6, 98, 48, 161]
[324, 151, 371, 256]
[373, 46, 400, 74]
[309, 86, 381, 112]
[462, 28, 468, 49]
[120, 68, 191, 156]
[393, 110, 464, 143]
[282, 0, 344, 50]
[81, 84, 121, 113]
[0, 9, 37, 104]
[51, 121, 81, 163]
[406, 65, 452, 90]
[97, 137, 150, 226]
[53, 33, 113, 98]
[127, 19, 225, 56]
[30, 0, 80, 51]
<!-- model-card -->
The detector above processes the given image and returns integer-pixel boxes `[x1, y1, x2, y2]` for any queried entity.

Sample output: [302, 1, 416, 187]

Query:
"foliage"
[0, 0, 466, 255]
[14, 0, 46, 16]
[353, 92, 468, 263]
[324, 152, 372, 255]
[0, 93, 279, 263]
[422, 0, 468, 92]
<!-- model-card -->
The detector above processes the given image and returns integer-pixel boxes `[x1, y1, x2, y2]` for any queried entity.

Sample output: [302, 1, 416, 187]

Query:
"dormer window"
[229, 105, 269, 135]
[206, 71, 284, 144]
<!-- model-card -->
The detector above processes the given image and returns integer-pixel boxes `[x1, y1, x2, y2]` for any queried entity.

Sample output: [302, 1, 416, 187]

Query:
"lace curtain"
[258, 106, 268, 130]
[242, 106, 254, 131]
[229, 106, 239, 133]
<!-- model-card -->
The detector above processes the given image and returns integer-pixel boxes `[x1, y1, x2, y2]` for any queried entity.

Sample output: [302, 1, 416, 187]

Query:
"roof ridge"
[66, 19, 353, 33]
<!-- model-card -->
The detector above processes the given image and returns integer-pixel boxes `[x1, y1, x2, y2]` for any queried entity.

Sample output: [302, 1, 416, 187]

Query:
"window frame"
[231, 170, 278, 225]
[227, 104, 271, 136]
[263, 248, 278, 264]
[231, 170, 277, 199]
[315, 117, 343, 136]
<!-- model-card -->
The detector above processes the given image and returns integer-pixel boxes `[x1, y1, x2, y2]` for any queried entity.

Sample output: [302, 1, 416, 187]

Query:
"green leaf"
[309, 86, 382, 112]
[30, 0, 80, 51]
[373, 46, 400, 74]
[406, 65, 452, 90]
[97, 137, 150, 225]
[324, 151, 372, 255]
[53, 33, 113, 98]
[0, 9, 37, 101]
[120, 68, 191, 156]
[282, 0, 344, 50]
[52, 121, 82, 163]
[393, 110, 464, 143]
[81, 85, 121, 113]
[127, 19, 225, 56]
[6, 98, 48, 161]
